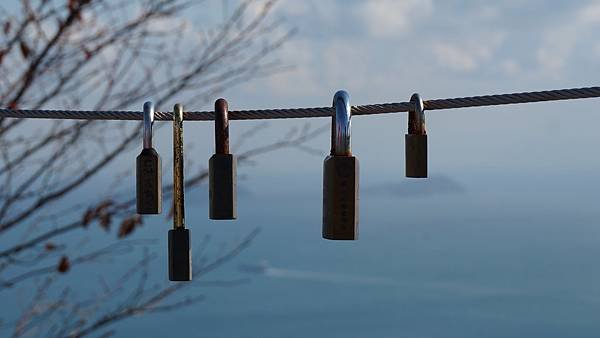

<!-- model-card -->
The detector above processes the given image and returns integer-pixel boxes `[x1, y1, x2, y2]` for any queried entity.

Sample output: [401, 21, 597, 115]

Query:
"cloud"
[262, 38, 320, 96]
[430, 42, 478, 72]
[322, 39, 372, 89]
[500, 59, 521, 75]
[535, 26, 578, 74]
[474, 5, 501, 21]
[595, 43, 600, 57]
[357, 0, 433, 38]
[577, 1, 600, 24]
[429, 32, 505, 72]
[536, 1, 600, 73]
[263, 37, 377, 96]
[276, 1, 312, 16]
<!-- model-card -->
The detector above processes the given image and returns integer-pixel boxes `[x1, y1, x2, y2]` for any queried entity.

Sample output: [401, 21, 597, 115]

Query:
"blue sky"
[229, 0, 600, 99]
[5, 0, 600, 180]
[177, 0, 600, 182]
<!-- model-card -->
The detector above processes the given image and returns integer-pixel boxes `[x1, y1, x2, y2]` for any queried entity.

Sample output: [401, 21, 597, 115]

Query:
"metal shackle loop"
[214, 98, 230, 154]
[408, 93, 426, 135]
[173, 103, 185, 229]
[331, 90, 352, 156]
[143, 101, 155, 149]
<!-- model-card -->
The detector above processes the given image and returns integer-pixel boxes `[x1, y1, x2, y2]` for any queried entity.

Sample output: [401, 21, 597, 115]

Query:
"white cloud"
[322, 39, 372, 90]
[475, 5, 500, 21]
[430, 32, 505, 72]
[536, 27, 577, 73]
[536, 1, 600, 73]
[278, 1, 312, 16]
[501, 59, 521, 76]
[430, 42, 478, 71]
[357, 0, 433, 38]
[263, 39, 319, 96]
[595, 43, 600, 57]
[577, 1, 600, 24]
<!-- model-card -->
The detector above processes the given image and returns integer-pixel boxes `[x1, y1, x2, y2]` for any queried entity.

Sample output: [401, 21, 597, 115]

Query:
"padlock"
[323, 90, 359, 240]
[405, 93, 427, 178]
[169, 103, 192, 281]
[169, 227, 191, 281]
[136, 101, 162, 214]
[209, 98, 237, 220]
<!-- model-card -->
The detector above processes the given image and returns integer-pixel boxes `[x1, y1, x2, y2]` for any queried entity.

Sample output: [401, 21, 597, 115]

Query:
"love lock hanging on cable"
[209, 99, 237, 220]
[405, 93, 427, 178]
[323, 90, 359, 240]
[5, 84, 598, 281]
[136, 101, 162, 214]
[169, 104, 192, 281]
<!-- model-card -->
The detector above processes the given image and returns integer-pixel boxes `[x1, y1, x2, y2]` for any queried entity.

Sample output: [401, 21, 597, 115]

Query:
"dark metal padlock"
[323, 90, 359, 240]
[169, 228, 191, 281]
[405, 93, 427, 178]
[209, 99, 237, 220]
[169, 104, 192, 281]
[323, 155, 359, 240]
[136, 101, 162, 214]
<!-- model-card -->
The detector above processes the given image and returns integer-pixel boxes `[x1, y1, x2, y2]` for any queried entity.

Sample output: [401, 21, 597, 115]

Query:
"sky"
[138, 3, 600, 337]
[162, 0, 600, 185]
[5, 0, 600, 179]
[151, 4, 600, 337]
[4, 1, 600, 337]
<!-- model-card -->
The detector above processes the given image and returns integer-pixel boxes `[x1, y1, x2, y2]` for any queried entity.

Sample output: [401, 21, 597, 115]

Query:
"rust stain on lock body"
[214, 98, 230, 155]
[209, 98, 237, 220]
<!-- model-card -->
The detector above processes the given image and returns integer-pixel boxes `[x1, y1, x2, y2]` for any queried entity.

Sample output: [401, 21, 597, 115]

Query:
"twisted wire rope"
[1, 86, 599, 121]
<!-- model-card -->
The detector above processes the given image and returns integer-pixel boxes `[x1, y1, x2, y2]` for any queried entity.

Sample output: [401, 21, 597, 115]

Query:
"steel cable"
[1, 86, 599, 121]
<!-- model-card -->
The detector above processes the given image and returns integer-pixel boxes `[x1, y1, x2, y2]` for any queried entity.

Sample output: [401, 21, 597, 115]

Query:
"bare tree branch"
[0, 1, 318, 336]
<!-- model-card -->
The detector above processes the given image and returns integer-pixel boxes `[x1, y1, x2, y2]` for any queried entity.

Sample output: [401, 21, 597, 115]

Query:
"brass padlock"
[169, 104, 192, 281]
[209, 99, 237, 220]
[323, 90, 359, 240]
[136, 101, 162, 214]
[405, 93, 427, 178]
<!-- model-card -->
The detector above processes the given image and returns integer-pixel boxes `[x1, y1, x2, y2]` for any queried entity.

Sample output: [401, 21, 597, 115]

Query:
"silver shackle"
[408, 93, 426, 135]
[143, 101, 155, 149]
[331, 90, 351, 156]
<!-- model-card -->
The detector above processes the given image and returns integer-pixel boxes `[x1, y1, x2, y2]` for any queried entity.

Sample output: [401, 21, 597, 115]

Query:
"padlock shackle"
[331, 90, 351, 156]
[214, 98, 230, 154]
[143, 101, 155, 149]
[173, 103, 185, 230]
[408, 93, 426, 135]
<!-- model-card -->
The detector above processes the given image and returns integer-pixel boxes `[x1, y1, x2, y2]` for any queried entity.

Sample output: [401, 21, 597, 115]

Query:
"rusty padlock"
[209, 99, 237, 220]
[169, 104, 191, 281]
[323, 90, 359, 240]
[405, 93, 427, 178]
[136, 101, 162, 214]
